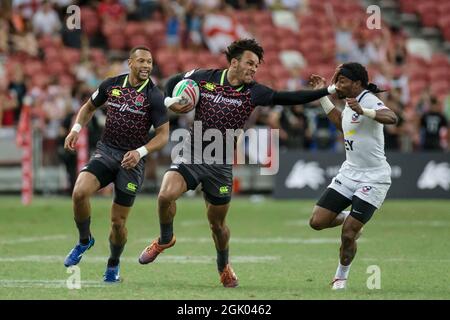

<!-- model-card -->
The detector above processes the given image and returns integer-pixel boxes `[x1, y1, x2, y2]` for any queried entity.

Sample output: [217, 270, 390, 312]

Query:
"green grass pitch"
[0, 196, 449, 300]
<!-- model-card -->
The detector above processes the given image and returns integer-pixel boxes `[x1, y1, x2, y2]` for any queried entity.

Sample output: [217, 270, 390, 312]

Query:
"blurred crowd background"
[0, 0, 449, 193]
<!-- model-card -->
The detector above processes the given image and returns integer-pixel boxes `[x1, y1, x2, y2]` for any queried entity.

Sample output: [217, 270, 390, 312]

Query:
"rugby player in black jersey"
[63, 46, 170, 283]
[139, 39, 336, 287]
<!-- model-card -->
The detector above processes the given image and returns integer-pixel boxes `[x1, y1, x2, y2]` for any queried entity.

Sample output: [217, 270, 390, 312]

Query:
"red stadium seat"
[421, 12, 439, 28]
[107, 34, 126, 50]
[253, 11, 273, 26]
[399, 0, 416, 14]
[429, 69, 449, 82]
[430, 80, 450, 96]
[127, 34, 150, 50]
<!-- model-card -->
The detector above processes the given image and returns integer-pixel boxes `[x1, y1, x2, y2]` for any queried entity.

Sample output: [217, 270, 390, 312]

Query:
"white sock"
[334, 262, 351, 280]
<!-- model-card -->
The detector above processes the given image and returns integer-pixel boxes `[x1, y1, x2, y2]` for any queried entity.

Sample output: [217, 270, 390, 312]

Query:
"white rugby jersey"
[340, 89, 391, 182]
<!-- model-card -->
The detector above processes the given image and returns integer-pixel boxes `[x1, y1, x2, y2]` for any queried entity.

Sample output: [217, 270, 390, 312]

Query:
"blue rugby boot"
[64, 236, 95, 267]
[103, 264, 121, 283]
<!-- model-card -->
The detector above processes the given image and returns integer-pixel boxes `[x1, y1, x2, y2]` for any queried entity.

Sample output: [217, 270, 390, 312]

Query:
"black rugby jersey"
[166, 68, 328, 163]
[91, 73, 168, 150]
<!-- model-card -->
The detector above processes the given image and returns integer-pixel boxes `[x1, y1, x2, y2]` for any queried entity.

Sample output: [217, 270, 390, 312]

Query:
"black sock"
[159, 222, 173, 244]
[75, 217, 91, 245]
[108, 240, 125, 267]
[217, 248, 229, 273]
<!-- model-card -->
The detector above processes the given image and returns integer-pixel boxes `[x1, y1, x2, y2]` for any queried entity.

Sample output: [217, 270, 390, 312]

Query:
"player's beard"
[336, 90, 347, 99]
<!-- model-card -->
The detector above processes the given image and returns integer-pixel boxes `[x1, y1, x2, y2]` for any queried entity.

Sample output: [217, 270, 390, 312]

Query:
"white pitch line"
[0, 279, 108, 288]
[0, 235, 69, 245]
[0, 255, 279, 264]
[136, 237, 360, 244]
[286, 219, 450, 227]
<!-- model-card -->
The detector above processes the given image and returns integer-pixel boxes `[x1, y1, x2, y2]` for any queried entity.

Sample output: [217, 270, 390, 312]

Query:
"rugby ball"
[172, 79, 200, 106]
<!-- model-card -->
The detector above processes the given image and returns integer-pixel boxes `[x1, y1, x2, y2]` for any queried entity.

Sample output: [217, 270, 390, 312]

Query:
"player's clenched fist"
[346, 98, 363, 114]
[121, 150, 140, 169]
[64, 131, 79, 152]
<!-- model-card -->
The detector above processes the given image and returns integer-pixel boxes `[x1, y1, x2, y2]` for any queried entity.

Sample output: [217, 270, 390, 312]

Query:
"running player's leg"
[205, 199, 238, 288]
[332, 196, 376, 289]
[201, 164, 236, 287]
[65, 160, 115, 267]
[138, 169, 190, 264]
[72, 171, 101, 242]
[103, 200, 131, 282]
[157, 171, 187, 244]
[310, 188, 352, 230]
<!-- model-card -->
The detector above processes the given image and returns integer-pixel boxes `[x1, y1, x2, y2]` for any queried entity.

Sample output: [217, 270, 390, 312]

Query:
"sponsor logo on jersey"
[203, 82, 216, 91]
[285, 161, 325, 190]
[203, 92, 242, 107]
[351, 113, 361, 123]
[126, 182, 137, 192]
[108, 101, 146, 115]
[361, 186, 372, 193]
[111, 89, 122, 97]
[417, 161, 450, 191]
[334, 178, 342, 185]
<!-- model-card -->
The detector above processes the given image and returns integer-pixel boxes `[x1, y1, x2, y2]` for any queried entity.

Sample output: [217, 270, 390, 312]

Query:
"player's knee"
[111, 217, 126, 233]
[158, 190, 177, 206]
[341, 230, 357, 244]
[309, 217, 324, 230]
[72, 187, 90, 203]
[209, 221, 226, 234]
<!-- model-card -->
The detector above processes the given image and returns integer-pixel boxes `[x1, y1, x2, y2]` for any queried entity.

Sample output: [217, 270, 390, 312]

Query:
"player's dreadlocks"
[338, 62, 386, 93]
[225, 39, 264, 63]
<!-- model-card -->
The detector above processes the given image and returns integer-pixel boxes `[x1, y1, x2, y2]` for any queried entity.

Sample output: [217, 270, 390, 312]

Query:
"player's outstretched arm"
[64, 100, 97, 152]
[271, 86, 332, 105]
[309, 74, 343, 132]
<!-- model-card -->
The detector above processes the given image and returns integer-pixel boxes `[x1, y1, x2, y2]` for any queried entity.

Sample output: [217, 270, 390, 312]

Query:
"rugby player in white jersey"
[309, 63, 397, 290]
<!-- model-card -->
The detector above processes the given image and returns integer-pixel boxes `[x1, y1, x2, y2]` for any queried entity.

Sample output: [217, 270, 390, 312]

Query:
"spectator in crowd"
[383, 92, 404, 150]
[8, 64, 27, 123]
[97, 0, 126, 23]
[0, 76, 19, 127]
[269, 104, 311, 149]
[32, 0, 62, 36]
[419, 96, 448, 151]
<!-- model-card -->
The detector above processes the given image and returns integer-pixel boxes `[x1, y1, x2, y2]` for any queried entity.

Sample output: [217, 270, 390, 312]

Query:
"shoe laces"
[146, 240, 163, 254]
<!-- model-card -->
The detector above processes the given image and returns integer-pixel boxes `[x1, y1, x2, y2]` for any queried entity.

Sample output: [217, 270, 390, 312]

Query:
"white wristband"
[362, 108, 376, 119]
[136, 146, 148, 159]
[319, 97, 336, 114]
[71, 123, 82, 133]
[327, 84, 336, 94]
